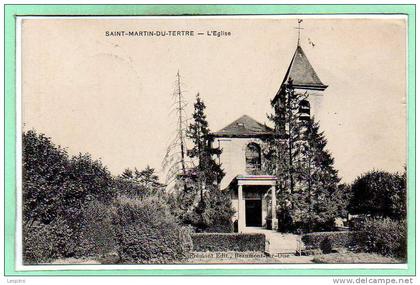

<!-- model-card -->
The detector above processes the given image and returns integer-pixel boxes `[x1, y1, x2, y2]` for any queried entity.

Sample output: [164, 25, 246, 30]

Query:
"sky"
[21, 16, 407, 183]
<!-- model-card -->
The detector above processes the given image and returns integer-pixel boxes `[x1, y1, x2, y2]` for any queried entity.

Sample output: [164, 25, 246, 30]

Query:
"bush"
[319, 237, 333, 254]
[76, 198, 116, 258]
[23, 217, 76, 264]
[302, 231, 358, 251]
[191, 233, 265, 252]
[112, 196, 192, 264]
[354, 218, 406, 259]
[181, 186, 235, 233]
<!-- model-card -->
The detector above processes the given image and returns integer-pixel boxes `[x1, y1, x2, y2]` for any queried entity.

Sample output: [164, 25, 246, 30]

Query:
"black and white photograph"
[18, 16, 408, 266]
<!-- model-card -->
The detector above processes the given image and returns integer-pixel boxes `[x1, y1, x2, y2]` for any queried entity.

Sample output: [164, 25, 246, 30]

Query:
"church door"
[245, 199, 262, 227]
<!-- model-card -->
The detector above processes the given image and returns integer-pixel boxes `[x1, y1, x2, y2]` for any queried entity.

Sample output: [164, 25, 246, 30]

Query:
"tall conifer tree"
[296, 117, 341, 231]
[184, 93, 234, 232]
[186, 93, 224, 188]
[267, 81, 341, 232]
[266, 80, 309, 231]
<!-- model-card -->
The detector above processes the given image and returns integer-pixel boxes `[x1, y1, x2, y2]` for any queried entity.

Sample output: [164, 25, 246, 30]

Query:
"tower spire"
[295, 19, 304, 47]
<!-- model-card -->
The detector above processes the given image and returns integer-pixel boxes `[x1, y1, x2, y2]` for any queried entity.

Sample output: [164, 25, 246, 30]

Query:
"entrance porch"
[230, 175, 278, 233]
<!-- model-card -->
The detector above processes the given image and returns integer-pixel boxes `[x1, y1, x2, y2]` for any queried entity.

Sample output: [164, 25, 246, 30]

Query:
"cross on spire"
[295, 19, 304, 46]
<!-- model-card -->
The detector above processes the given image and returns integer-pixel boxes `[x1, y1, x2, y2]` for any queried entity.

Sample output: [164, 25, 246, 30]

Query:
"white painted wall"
[214, 137, 266, 189]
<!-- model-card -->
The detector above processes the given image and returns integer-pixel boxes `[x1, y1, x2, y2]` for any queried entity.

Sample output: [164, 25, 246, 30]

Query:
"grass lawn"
[312, 252, 404, 264]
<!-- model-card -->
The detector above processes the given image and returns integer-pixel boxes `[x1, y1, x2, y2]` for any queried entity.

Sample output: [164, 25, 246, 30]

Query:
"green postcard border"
[4, 4, 416, 276]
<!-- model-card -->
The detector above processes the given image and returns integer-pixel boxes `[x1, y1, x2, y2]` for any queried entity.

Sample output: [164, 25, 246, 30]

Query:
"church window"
[245, 143, 262, 174]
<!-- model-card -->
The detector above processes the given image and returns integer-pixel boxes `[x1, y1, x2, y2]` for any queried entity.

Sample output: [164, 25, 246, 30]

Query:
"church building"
[211, 44, 328, 233]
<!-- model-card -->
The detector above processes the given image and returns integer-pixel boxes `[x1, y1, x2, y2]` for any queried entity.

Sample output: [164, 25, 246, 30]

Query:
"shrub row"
[301, 231, 359, 253]
[355, 218, 406, 259]
[301, 218, 407, 259]
[191, 233, 265, 252]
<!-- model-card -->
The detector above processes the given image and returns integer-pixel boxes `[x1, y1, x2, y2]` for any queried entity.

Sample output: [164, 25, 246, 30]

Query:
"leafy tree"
[349, 170, 406, 220]
[23, 130, 70, 225]
[64, 153, 115, 229]
[22, 130, 116, 261]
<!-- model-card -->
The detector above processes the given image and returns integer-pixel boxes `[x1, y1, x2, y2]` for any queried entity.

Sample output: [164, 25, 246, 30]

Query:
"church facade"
[211, 44, 328, 233]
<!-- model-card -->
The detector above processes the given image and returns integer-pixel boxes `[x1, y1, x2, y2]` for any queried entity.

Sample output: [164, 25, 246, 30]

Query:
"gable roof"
[212, 115, 273, 138]
[281, 45, 328, 91]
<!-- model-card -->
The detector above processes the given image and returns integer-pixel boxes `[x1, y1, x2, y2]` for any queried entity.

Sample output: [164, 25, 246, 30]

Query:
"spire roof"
[281, 45, 328, 91]
[212, 115, 273, 138]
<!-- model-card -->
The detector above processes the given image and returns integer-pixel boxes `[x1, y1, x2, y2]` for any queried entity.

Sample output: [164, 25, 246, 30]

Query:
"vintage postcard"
[3, 4, 416, 279]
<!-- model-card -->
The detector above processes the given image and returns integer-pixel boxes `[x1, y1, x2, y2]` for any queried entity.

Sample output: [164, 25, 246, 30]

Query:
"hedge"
[113, 196, 192, 264]
[354, 218, 406, 259]
[302, 218, 407, 259]
[191, 233, 265, 252]
[301, 231, 359, 253]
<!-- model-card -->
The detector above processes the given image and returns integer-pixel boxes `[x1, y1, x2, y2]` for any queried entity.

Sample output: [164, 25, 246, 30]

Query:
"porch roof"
[236, 174, 277, 186]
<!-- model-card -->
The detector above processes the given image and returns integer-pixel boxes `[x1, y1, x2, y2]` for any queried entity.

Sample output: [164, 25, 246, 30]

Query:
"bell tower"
[272, 20, 328, 134]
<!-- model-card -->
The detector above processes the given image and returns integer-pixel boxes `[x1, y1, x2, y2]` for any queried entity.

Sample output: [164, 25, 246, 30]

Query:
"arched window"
[299, 99, 310, 121]
[245, 143, 261, 174]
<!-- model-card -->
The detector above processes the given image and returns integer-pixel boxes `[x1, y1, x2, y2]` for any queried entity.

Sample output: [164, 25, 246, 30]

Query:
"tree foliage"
[267, 80, 307, 193]
[186, 93, 224, 185]
[182, 185, 235, 232]
[23, 130, 70, 225]
[267, 82, 345, 232]
[115, 166, 164, 198]
[22, 130, 116, 262]
[355, 217, 406, 259]
[22, 130, 194, 264]
[112, 196, 192, 263]
[174, 93, 234, 232]
[294, 117, 342, 231]
[349, 170, 406, 220]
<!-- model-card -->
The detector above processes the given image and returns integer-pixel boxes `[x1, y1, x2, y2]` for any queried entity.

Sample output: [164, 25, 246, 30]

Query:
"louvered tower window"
[299, 99, 310, 121]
